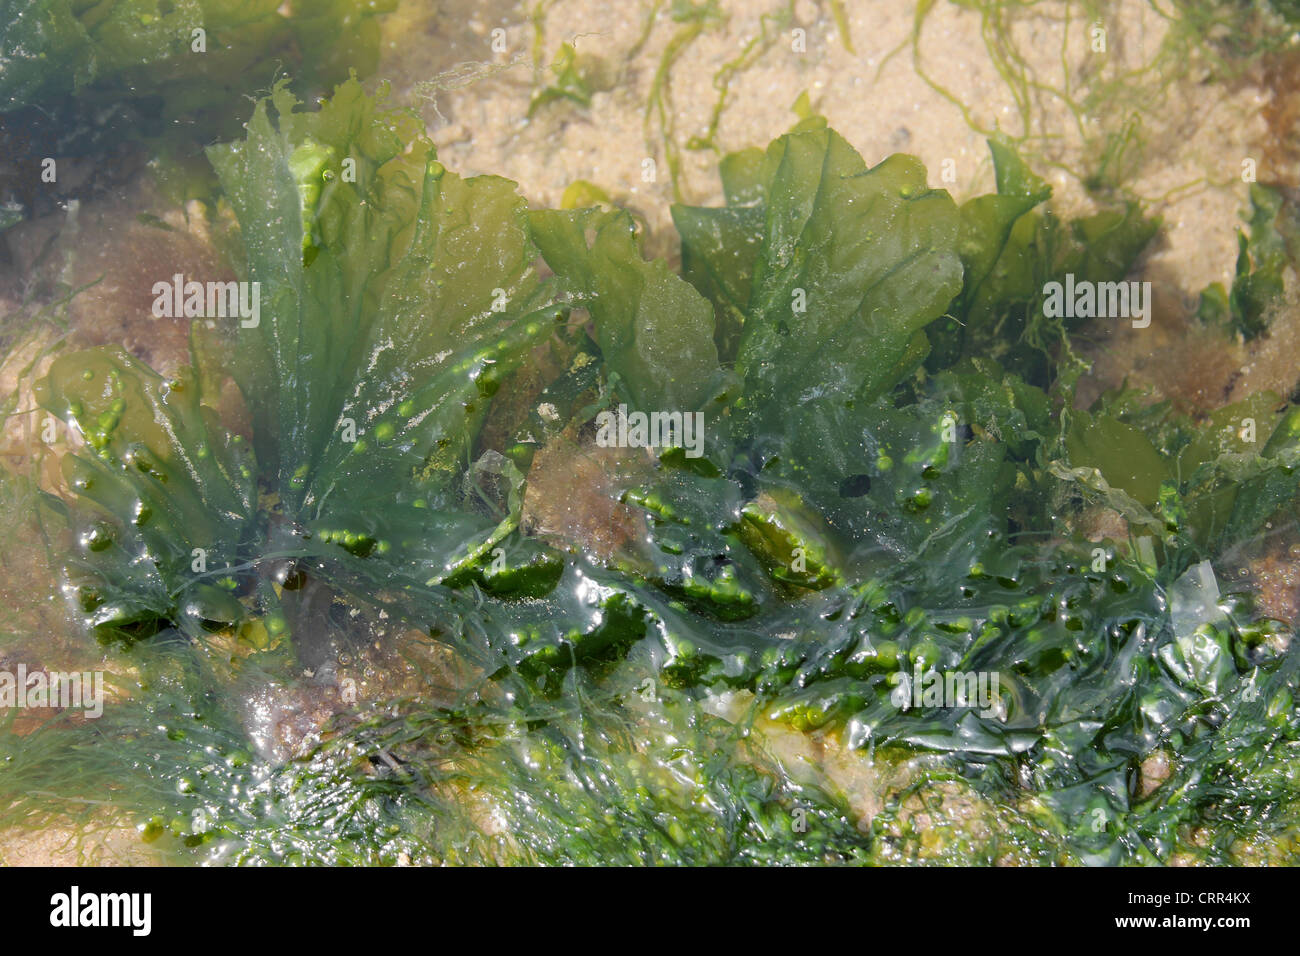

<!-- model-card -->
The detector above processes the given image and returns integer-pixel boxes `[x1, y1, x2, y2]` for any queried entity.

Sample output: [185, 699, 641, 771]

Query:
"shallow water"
[2, 0, 1299, 867]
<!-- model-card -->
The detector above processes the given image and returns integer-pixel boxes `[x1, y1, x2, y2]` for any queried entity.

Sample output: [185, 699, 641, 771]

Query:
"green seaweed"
[903, 0, 1293, 204]
[0, 0, 390, 119]
[5, 79, 1300, 867]
[915, 135, 1160, 389]
[1198, 183, 1300, 340]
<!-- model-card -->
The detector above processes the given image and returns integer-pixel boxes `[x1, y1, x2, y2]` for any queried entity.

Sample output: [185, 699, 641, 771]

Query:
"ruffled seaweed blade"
[39, 79, 563, 636]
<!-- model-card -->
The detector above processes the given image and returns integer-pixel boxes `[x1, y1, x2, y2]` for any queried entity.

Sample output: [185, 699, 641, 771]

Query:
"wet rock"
[521, 432, 654, 566]
[235, 627, 467, 765]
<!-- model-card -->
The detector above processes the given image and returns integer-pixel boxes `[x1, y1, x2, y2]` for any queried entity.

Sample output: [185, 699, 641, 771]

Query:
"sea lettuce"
[529, 206, 732, 413]
[205, 80, 558, 515]
[675, 117, 964, 433]
[931, 136, 1051, 370]
[34, 348, 257, 635]
[931, 139, 1159, 385]
[1059, 385, 1300, 552]
[40, 79, 564, 637]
